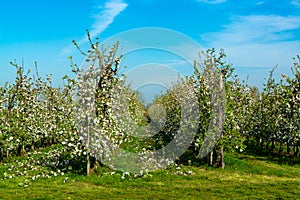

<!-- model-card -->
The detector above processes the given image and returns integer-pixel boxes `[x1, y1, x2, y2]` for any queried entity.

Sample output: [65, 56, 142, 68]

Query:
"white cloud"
[82, 0, 128, 43]
[196, 0, 226, 4]
[200, 15, 300, 67]
[202, 15, 300, 44]
[256, 1, 265, 5]
[61, 0, 128, 55]
[220, 41, 300, 67]
[291, 0, 300, 7]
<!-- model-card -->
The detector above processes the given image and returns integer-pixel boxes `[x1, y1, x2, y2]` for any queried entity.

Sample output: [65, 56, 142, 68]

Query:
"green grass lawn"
[0, 153, 299, 199]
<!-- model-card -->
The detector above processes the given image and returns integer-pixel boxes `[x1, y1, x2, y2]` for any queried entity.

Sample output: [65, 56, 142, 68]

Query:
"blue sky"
[1, 0, 300, 94]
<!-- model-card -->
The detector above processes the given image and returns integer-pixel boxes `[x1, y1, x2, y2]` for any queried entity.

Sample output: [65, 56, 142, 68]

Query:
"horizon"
[1, 0, 299, 101]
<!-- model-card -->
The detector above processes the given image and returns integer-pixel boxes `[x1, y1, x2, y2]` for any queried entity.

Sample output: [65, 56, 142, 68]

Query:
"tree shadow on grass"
[240, 143, 300, 166]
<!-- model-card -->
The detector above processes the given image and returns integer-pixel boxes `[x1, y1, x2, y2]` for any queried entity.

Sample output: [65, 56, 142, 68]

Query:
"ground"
[0, 153, 299, 199]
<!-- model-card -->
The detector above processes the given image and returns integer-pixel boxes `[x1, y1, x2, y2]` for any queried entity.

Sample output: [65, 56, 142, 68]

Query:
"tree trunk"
[0, 147, 2, 162]
[260, 138, 264, 149]
[209, 151, 213, 166]
[271, 139, 275, 152]
[256, 137, 261, 146]
[212, 148, 218, 165]
[87, 154, 91, 176]
[294, 145, 299, 157]
[219, 146, 225, 169]
[278, 141, 283, 155]
[86, 124, 91, 176]
[218, 75, 225, 169]
[287, 142, 291, 154]
[209, 148, 218, 166]
[266, 141, 270, 150]
[21, 145, 26, 157]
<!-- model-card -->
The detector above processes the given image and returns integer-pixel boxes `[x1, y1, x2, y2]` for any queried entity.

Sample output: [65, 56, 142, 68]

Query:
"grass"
[0, 152, 300, 199]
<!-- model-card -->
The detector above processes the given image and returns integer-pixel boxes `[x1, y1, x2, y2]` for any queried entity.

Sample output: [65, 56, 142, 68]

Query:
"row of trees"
[0, 37, 299, 176]
[0, 62, 86, 171]
[247, 58, 300, 156]
[152, 49, 257, 168]
[0, 37, 149, 175]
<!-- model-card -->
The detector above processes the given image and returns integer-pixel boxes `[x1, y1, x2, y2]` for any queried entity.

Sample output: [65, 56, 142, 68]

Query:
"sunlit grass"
[1, 152, 299, 199]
